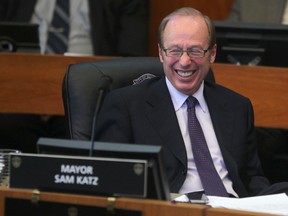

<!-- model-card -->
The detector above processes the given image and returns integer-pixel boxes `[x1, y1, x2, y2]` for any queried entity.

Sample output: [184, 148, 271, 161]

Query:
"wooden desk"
[212, 63, 288, 129]
[0, 187, 206, 216]
[0, 187, 281, 216]
[0, 53, 114, 115]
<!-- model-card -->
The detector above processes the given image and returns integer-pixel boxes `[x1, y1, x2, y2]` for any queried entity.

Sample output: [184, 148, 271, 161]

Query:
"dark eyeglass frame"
[162, 47, 211, 58]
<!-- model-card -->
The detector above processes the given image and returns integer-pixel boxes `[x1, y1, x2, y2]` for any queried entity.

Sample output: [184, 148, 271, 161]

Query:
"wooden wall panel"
[0, 53, 115, 115]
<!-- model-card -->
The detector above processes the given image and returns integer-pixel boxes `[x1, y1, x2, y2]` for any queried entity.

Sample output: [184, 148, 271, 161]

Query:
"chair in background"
[62, 57, 215, 141]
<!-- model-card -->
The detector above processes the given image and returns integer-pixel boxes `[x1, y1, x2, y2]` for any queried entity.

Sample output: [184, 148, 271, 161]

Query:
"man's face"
[158, 15, 216, 95]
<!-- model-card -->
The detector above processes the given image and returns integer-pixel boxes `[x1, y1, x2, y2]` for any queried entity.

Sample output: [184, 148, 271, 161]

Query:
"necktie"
[186, 96, 228, 197]
[46, 0, 70, 54]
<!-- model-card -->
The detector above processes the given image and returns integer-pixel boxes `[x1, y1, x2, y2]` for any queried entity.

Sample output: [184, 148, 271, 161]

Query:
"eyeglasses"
[162, 47, 210, 58]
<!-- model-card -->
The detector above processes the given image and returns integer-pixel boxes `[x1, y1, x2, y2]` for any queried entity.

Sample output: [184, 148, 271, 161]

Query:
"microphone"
[248, 56, 261, 66]
[227, 54, 241, 66]
[89, 75, 112, 156]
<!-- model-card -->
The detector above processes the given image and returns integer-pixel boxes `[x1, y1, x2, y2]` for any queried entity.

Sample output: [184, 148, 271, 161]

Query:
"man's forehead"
[165, 15, 207, 32]
[163, 15, 209, 42]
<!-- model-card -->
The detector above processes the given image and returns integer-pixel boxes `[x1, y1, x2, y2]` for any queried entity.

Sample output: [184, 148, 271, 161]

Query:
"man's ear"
[210, 44, 217, 63]
[158, 43, 164, 63]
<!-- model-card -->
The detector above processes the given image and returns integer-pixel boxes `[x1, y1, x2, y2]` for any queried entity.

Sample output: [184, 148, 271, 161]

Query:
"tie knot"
[186, 96, 198, 110]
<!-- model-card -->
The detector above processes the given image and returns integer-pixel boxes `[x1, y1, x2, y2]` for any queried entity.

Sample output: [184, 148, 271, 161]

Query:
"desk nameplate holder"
[9, 153, 148, 198]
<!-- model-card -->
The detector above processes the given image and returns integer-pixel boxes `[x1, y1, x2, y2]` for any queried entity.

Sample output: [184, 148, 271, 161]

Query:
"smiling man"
[94, 7, 288, 198]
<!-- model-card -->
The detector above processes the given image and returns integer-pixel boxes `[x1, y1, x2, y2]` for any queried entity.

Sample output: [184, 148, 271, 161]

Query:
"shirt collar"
[166, 77, 207, 112]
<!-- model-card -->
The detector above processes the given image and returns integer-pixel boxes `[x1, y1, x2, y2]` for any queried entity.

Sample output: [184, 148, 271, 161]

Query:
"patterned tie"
[46, 0, 70, 54]
[186, 96, 228, 197]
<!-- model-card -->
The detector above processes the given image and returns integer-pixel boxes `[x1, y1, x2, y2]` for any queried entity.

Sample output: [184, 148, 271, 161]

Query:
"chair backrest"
[62, 57, 215, 140]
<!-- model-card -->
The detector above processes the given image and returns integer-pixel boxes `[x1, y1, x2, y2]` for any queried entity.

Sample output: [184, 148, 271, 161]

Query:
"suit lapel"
[204, 83, 247, 190]
[144, 78, 187, 166]
[204, 83, 235, 162]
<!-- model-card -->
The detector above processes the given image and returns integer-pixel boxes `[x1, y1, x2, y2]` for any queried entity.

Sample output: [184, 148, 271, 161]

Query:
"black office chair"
[62, 57, 215, 141]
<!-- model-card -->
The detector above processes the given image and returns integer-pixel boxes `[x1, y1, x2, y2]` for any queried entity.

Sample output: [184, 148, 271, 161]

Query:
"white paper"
[173, 194, 190, 202]
[207, 193, 288, 215]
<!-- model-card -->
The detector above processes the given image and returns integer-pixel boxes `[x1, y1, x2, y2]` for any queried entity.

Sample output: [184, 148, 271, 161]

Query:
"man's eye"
[188, 50, 202, 56]
[189, 50, 201, 54]
[170, 50, 181, 54]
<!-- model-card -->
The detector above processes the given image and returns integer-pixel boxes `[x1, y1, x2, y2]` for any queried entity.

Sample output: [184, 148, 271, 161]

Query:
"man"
[0, 0, 149, 153]
[227, 0, 288, 24]
[0, 0, 149, 56]
[94, 7, 288, 198]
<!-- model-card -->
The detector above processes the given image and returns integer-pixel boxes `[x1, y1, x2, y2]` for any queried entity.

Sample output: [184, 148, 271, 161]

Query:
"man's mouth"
[176, 69, 196, 77]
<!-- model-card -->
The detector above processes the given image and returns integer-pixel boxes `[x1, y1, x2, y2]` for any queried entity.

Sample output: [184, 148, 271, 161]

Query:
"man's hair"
[158, 7, 216, 49]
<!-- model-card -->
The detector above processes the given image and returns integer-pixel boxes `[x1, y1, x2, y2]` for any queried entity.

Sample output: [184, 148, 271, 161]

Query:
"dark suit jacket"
[0, 0, 149, 56]
[94, 77, 272, 197]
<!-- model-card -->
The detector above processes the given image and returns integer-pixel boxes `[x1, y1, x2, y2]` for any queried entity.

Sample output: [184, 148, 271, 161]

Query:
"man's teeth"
[177, 70, 194, 77]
